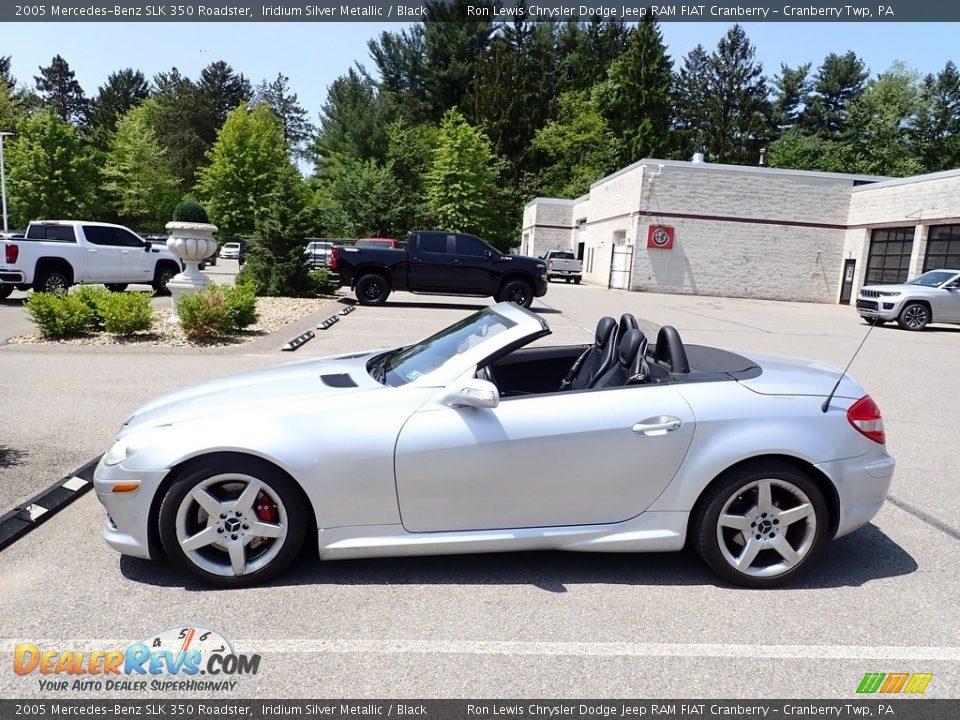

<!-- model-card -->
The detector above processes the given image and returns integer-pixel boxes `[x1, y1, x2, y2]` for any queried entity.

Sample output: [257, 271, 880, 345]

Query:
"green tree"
[801, 52, 869, 138]
[913, 61, 960, 172]
[89, 69, 149, 142]
[312, 68, 392, 172]
[385, 118, 437, 234]
[254, 73, 315, 158]
[701, 25, 772, 164]
[324, 156, 403, 237]
[532, 90, 621, 198]
[771, 62, 812, 134]
[6, 111, 97, 227]
[195, 103, 293, 236]
[671, 44, 711, 159]
[424, 107, 501, 243]
[767, 129, 846, 172]
[34, 55, 88, 125]
[555, 19, 631, 93]
[146, 68, 209, 188]
[843, 63, 924, 177]
[594, 17, 673, 165]
[197, 61, 251, 130]
[244, 166, 315, 297]
[102, 103, 180, 230]
[0, 55, 14, 91]
[0, 80, 28, 132]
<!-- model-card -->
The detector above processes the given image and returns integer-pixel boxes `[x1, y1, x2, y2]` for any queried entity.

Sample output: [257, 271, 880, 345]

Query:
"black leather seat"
[619, 313, 639, 337]
[593, 329, 650, 388]
[561, 316, 618, 390]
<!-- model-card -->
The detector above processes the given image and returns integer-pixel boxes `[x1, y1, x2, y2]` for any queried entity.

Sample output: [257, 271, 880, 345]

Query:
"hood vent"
[320, 373, 358, 388]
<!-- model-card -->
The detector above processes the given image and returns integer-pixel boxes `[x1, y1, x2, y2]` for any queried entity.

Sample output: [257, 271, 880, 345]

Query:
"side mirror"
[143, 241, 151, 251]
[445, 378, 499, 409]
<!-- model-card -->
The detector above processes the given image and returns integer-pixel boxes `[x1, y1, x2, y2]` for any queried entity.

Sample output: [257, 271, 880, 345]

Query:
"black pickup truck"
[332, 230, 548, 308]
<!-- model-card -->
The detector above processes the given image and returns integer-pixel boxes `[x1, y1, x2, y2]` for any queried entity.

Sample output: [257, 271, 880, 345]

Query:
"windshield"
[909, 270, 958, 287]
[371, 308, 516, 387]
[551, 252, 574, 259]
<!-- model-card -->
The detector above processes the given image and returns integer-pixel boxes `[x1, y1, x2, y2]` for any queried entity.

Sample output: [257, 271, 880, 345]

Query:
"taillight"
[330, 247, 339, 270]
[847, 395, 885, 444]
[4, 244, 18, 264]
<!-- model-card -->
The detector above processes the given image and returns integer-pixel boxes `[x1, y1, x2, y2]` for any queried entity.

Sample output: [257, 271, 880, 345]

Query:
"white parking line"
[7, 639, 959, 661]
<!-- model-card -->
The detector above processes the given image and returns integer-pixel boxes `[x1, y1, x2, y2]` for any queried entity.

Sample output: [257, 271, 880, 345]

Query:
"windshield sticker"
[405, 370, 422, 381]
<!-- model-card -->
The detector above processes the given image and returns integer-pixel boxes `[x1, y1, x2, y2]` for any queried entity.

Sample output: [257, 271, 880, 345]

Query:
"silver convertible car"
[94, 303, 894, 588]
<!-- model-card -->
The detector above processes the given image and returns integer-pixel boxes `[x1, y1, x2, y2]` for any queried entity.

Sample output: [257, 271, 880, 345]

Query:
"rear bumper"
[815, 452, 895, 538]
[0, 270, 25, 284]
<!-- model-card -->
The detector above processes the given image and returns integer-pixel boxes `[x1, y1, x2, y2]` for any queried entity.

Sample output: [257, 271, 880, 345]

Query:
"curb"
[0, 456, 101, 552]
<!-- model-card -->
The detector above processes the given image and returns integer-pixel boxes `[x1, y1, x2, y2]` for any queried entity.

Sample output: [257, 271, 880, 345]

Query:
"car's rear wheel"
[498, 279, 534, 308]
[897, 302, 929, 331]
[574, 277, 581, 285]
[158, 457, 308, 587]
[35, 268, 71, 294]
[356, 273, 390, 305]
[0, 286, 12, 300]
[691, 461, 828, 588]
[153, 264, 177, 294]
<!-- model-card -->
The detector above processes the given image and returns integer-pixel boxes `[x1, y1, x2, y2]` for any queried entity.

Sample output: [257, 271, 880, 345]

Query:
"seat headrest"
[618, 329, 648, 367]
[595, 316, 617, 347]
[618, 313, 639, 338]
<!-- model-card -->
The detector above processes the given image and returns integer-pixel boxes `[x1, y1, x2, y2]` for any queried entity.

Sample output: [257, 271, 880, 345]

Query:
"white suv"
[856, 269, 960, 330]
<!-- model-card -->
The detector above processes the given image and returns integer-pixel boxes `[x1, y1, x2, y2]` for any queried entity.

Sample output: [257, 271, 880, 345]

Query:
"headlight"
[877, 291, 901, 297]
[103, 425, 170, 467]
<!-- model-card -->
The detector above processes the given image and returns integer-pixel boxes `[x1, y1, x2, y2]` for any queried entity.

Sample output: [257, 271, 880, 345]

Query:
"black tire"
[564, 278, 571, 284]
[862, 317, 885, 326]
[34, 268, 71, 294]
[497, 279, 534, 308]
[105, 284, 128, 293]
[152, 264, 177, 294]
[690, 460, 829, 588]
[158, 456, 308, 588]
[355, 273, 390, 306]
[16, 284, 31, 292]
[897, 302, 929, 331]
[0, 286, 12, 300]
[574, 277, 581, 285]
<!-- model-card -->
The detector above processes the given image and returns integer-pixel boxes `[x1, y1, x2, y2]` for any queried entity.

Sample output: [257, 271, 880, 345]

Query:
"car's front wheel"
[897, 302, 929, 331]
[498, 280, 534, 308]
[158, 457, 308, 587]
[105, 284, 128, 293]
[691, 461, 828, 588]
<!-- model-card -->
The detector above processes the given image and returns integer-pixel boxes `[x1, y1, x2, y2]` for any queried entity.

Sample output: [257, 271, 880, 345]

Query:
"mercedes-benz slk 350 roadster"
[94, 303, 894, 588]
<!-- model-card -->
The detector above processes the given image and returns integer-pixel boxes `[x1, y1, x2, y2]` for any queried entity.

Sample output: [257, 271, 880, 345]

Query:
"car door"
[394, 384, 696, 532]
[942, 274, 960, 321]
[407, 232, 457, 291]
[451, 234, 497, 293]
[80, 226, 125, 281]
[113, 228, 154, 282]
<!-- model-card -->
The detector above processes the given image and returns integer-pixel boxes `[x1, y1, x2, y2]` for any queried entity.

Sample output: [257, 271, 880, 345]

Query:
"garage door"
[866, 227, 914, 285]
[924, 225, 960, 272]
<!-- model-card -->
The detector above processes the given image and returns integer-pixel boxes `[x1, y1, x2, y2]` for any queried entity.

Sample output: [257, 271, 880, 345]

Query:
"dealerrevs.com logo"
[13, 626, 260, 693]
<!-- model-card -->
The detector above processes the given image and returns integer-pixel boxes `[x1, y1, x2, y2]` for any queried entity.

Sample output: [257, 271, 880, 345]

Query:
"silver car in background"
[857, 268, 960, 330]
[94, 303, 894, 589]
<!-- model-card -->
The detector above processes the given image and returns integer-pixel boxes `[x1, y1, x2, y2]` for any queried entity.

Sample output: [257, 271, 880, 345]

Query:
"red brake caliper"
[254, 491, 278, 545]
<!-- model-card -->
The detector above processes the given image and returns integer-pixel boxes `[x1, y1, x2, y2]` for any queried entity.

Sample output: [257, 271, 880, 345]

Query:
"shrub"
[309, 268, 338, 295]
[225, 284, 258, 329]
[99, 292, 155, 335]
[234, 264, 265, 295]
[25, 292, 94, 338]
[73, 286, 111, 328]
[176, 285, 232, 342]
[172, 200, 210, 224]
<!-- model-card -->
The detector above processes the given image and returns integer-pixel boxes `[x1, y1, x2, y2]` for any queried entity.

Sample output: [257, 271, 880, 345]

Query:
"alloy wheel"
[174, 474, 288, 578]
[715, 478, 817, 579]
[45, 275, 67, 292]
[903, 305, 927, 329]
[364, 280, 382, 300]
[509, 288, 528, 305]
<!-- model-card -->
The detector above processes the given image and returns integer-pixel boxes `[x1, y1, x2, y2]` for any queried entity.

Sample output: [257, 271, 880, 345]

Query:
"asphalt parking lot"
[0, 279, 958, 699]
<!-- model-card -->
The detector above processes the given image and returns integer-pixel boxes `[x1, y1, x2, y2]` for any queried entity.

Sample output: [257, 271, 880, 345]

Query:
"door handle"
[453, 258, 461, 264]
[120, 250, 130, 254]
[88, 248, 97, 253]
[632, 416, 682, 436]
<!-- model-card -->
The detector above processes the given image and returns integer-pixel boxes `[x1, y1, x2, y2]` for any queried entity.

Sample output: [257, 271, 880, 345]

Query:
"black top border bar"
[3, 0, 959, 23]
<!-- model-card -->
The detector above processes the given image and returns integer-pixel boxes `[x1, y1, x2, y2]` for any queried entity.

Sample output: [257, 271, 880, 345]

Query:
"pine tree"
[771, 63, 812, 134]
[312, 68, 391, 173]
[89, 69, 149, 140]
[0, 55, 14, 91]
[594, 16, 673, 165]
[254, 73, 315, 158]
[801, 52, 869, 138]
[197, 61, 251, 131]
[34, 55, 88, 125]
[913, 61, 960, 172]
[146, 67, 209, 188]
[672, 44, 711, 159]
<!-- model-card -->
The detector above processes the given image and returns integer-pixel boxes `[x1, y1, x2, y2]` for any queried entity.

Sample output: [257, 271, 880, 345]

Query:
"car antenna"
[821, 320, 879, 413]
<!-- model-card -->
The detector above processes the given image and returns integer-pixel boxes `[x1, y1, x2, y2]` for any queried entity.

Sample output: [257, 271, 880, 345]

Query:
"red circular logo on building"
[647, 225, 674, 249]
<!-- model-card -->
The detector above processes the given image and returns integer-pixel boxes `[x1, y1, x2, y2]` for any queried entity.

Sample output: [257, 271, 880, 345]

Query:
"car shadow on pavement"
[119, 523, 915, 593]
[0, 445, 27, 468]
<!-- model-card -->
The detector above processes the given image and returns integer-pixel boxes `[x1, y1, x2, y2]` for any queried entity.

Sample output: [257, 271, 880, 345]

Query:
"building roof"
[851, 166, 960, 192]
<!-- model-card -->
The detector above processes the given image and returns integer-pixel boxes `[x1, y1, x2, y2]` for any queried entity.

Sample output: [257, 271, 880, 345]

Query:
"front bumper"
[856, 296, 904, 321]
[93, 455, 169, 560]
[815, 452, 895, 537]
[534, 275, 549, 297]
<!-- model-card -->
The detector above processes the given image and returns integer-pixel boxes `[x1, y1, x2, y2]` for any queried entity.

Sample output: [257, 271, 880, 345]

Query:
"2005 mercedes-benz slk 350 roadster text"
[94, 303, 894, 588]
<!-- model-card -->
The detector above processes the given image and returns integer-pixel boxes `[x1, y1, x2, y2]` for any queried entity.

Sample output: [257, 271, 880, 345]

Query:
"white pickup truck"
[0, 221, 183, 298]
[543, 250, 582, 284]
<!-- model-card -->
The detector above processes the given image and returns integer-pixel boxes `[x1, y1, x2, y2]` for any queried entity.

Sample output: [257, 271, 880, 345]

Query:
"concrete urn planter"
[165, 220, 219, 325]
